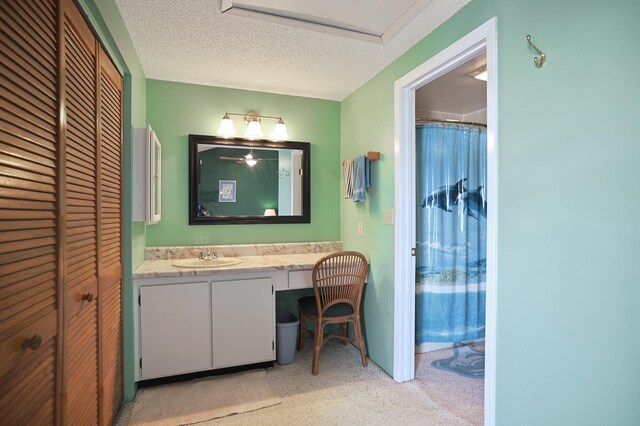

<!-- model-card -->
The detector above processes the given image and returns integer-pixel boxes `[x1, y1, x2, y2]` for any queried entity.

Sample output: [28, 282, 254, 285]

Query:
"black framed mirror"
[189, 135, 310, 224]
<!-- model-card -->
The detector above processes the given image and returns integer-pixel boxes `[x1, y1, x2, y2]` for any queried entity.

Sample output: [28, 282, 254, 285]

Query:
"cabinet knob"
[22, 334, 42, 351]
[82, 292, 94, 302]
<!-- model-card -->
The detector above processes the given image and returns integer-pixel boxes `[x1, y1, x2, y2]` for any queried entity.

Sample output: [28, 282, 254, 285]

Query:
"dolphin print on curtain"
[416, 123, 487, 344]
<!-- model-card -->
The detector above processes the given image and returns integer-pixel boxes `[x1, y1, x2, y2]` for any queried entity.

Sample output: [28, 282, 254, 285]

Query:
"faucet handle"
[212, 250, 219, 259]
[194, 249, 204, 259]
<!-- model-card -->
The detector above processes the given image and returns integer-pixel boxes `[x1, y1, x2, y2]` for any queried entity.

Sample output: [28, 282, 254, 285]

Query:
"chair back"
[312, 251, 368, 316]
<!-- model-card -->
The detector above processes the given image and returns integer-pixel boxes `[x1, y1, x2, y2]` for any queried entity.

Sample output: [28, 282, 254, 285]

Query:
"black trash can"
[275, 312, 300, 365]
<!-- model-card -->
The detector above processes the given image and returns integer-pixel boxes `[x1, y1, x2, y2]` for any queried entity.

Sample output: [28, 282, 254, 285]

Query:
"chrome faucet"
[194, 249, 218, 260]
[195, 248, 218, 260]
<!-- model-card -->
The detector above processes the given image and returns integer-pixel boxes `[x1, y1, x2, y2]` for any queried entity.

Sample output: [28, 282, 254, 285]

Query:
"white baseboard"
[416, 342, 453, 353]
[416, 337, 485, 354]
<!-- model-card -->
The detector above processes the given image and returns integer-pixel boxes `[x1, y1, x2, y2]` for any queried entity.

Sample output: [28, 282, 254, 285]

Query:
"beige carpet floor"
[128, 370, 280, 425]
[116, 340, 483, 425]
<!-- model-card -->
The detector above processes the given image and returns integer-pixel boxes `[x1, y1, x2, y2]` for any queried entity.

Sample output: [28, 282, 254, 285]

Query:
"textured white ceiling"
[416, 52, 487, 115]
[220, 0, 432, 43]
[115, 0, 471, 101]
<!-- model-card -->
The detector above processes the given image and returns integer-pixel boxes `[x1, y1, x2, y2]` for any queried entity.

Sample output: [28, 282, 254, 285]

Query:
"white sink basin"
[172, 258, 242, 269]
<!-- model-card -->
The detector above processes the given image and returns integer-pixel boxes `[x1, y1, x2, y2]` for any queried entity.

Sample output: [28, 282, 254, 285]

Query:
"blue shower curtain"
[416, 123, 487, 344]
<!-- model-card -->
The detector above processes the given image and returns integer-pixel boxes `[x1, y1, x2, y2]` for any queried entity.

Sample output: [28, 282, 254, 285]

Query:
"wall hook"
[526, 35, 546, 68]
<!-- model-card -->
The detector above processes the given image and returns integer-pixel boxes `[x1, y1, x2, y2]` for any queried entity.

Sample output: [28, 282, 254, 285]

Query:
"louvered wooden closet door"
[61, 0, 99, 424]
[0, 0, 59, 424]
[97, 48, 123, 426]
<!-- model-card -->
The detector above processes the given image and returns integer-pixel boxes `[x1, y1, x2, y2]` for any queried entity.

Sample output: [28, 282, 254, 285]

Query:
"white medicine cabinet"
[133, 125, 161, 224]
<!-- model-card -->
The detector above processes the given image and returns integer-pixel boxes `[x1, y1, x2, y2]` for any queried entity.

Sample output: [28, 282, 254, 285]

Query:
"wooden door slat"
[0, 210, 55, 220]
[0, 38, 56, 89]
[0, 61, 56, 102]
[0, 236, 56, 256]
[0, 2, 55, 51]
[0, 176, 55, 195]
[0, 144, 56, 173]
[0, 81, 56, 121]
[0, 131, 57, 158]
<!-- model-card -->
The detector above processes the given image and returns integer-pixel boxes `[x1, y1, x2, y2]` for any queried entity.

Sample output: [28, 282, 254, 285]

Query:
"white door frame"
[393, 17, 498, 426]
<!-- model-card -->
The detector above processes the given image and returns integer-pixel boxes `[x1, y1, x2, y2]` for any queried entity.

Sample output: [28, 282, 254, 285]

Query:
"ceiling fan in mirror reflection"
[219, 149, 279, 167]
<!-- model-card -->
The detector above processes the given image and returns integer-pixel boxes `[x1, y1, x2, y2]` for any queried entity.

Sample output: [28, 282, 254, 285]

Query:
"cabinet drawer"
[288, 270, 313, 289]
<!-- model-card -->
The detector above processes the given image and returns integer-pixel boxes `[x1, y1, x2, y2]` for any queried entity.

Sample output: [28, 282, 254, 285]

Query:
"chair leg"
[340, 322, 347, 345]
[354, 316, 368, 368]
[297, 307, 305, 351]
[312, 319, 323, 375]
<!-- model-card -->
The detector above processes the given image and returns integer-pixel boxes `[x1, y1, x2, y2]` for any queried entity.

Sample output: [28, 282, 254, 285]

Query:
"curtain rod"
[415, 118, 487, 128]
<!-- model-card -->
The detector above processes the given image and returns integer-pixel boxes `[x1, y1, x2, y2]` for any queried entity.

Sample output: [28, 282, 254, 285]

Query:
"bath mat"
[129, 370, 281, 425]
[431, 343, 485, 378]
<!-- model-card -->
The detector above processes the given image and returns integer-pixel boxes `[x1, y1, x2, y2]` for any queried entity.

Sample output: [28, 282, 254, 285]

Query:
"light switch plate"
[384, 208, 394, 225]
[357, 222, 363, 237]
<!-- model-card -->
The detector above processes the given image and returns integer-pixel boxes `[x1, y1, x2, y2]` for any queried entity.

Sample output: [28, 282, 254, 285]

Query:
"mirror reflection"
[188, 136, 310, 224]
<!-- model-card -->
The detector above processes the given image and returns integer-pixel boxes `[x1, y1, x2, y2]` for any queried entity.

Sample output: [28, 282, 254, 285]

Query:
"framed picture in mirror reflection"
[218, 180, 236, 203]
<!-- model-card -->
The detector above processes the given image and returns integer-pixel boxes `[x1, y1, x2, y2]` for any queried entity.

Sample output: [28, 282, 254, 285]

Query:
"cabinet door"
[212, 278, 275, 369]
[139, 282, 212, 379]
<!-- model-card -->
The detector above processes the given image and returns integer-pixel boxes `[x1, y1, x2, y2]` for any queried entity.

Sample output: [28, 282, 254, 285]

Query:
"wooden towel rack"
[366, 151, 380, 162]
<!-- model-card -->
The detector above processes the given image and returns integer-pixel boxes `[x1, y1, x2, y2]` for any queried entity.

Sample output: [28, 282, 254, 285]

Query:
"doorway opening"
[415, 51, 487, 354]
[392, 18, 498, 426]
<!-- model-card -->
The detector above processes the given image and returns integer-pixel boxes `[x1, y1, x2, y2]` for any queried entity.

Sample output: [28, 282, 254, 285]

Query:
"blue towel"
[352, 155, 370, 202]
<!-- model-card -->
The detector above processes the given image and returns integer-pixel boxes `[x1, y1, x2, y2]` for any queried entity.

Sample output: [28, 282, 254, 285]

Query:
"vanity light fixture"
[216, 111, 290, 141]
[470, 66, 488, 82]
[272, 118, 289, 141]
[216, 113, 236, 138]
[263, 208, 277, 216]
[244, 113, 264, 140]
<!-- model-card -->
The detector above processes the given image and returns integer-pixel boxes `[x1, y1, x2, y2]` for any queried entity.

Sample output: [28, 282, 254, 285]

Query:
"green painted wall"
[76, 0, 146, 401]
[341, 0, 640, 424]
[145, 79, 341, 246]
[198, 148, 279, 216]
[76, 0, 640, 420]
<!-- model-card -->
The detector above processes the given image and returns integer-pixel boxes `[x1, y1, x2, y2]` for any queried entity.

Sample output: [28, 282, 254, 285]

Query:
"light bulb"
[471, 66, 488, 82]
[217, 114, 236, 138]
[271, 119, 289, 141]
[473, 70, 488, 81]
[244, 151, 258, 167]
[245, 120, 263, 140]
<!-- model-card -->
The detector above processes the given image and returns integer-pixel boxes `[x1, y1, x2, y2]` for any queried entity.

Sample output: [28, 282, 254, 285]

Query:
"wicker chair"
[297, 251, 368, 375]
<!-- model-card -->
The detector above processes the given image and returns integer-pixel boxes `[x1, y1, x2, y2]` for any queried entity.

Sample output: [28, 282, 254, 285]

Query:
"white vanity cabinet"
[139, 282, 212, 380]
[212, 277, 275, 368]
[136, 272, 276, 380]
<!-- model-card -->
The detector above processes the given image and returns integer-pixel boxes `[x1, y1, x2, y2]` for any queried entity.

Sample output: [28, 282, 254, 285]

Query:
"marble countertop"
[133, 252, 330, 279]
